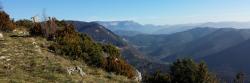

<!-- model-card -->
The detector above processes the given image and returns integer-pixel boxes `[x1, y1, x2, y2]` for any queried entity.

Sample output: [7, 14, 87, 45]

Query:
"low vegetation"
[15, 19, 33, 29]
[143, 59, 218, 83]
[0, 32, 136, 82]
[0, 11, 16, 31]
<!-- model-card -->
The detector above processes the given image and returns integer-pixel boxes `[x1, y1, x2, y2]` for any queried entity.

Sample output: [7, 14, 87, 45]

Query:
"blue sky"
[2, 0, 250, 25]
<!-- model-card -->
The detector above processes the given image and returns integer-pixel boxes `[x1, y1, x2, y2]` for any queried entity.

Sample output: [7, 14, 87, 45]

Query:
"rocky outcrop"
[67, 66, 87, 77]
[12, 29, 29, 37]
[0, 32, 3, 40]
[134, 69, 142, 82]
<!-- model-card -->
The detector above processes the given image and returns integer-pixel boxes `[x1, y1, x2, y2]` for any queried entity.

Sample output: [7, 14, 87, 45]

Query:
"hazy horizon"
[2, 0, 250, 25]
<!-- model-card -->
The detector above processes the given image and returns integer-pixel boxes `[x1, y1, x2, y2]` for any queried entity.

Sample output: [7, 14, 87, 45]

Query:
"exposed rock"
[6, 59, 11, 61]
[0, 56, 7, 60]
[0, 33, 3, 38]
[67, 66, 87, 77]
[115, 58, 119, 62]
[12, 29, 29, 37]
[32, 42, 37, 45]
[134, 69, 142, 82]
[107, 72, 116, 78]
[31, 41, 41, 53]
[67, 67, 74, 75]
[0, 33, 3, 40]
[76, 66, 86, 77]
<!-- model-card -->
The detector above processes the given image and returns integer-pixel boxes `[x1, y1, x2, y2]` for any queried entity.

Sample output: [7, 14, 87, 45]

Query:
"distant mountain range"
[95, 21, 165, 35]
[124, 27, 250, 80]
[69, 20, 250, 80]
[96, 21, 250, 35]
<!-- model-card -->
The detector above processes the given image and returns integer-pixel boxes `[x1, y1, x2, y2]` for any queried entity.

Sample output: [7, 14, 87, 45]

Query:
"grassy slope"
[0, 30, 137, 83]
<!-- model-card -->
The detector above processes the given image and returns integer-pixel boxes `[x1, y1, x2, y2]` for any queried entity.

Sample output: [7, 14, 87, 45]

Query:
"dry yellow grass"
[0, 30, 138, 83]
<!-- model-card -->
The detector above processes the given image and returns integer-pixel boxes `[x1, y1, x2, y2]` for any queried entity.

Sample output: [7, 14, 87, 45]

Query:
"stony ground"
[0, 31, 137, 83]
